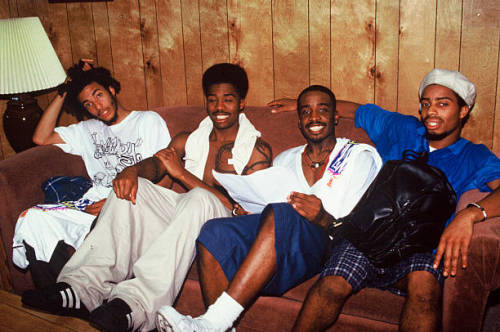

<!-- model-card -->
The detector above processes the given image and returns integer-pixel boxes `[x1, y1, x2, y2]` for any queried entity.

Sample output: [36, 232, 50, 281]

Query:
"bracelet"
[466, 202, 487, 221]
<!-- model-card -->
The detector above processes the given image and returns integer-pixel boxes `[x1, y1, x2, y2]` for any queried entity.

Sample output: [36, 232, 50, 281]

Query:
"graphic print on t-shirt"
[91, 133, 144, 188]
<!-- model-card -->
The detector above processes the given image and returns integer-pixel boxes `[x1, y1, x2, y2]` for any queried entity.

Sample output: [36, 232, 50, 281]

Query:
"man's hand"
[267, 98, 297, 113]
[112, 166, 139, 204]
[287, 192, 328, 229]
[232, 203, 250, 216]
[84, 199, 106, 216]
[154, 147, 185, 180]
[433, 208, 475, 277]
[80, 58, 94, 71]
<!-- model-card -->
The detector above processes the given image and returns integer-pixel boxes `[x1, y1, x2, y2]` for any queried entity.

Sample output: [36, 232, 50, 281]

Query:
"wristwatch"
[327, 219, 343, 238]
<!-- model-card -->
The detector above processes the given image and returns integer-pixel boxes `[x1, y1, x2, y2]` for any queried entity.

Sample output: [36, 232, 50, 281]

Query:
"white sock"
[201, 291, 244, 330]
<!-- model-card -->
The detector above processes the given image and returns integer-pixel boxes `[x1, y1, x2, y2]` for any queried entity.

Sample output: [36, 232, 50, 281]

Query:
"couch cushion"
[184, 260, 402, 327]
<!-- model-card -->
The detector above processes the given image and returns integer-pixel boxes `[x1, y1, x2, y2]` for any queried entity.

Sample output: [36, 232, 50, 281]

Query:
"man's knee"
[406, 271, 441, 305]
[311, 276, 353, 305]
[199, 218, 230, 245]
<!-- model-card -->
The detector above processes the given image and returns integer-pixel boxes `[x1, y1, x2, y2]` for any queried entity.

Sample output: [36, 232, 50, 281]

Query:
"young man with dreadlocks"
[12, 60, 171, 286]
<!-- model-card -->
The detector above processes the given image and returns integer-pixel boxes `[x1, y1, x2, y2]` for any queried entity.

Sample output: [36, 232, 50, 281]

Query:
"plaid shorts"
[320, 238, 444, 296]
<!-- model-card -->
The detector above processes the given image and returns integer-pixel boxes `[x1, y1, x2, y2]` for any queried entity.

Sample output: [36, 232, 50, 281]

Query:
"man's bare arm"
[242, 138, 273, 174]
[33, 94, 66, 145]
[112, 155, 167, 204]
[268, 98, 361, 119]
[434, 179, 500, 276]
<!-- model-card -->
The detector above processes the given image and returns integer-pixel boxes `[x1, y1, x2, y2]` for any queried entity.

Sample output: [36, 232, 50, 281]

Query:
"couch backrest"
[153, 105, 373, 157]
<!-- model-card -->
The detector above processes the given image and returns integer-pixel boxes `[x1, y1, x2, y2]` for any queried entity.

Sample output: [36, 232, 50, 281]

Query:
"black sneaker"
[21, 282, 90, 319]
[89, 298, 133, 332]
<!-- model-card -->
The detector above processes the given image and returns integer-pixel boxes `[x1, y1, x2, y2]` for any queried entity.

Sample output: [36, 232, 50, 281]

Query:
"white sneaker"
[156, 305, 224, 332]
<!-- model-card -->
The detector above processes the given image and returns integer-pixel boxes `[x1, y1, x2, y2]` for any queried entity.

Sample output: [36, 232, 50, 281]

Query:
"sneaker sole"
[156, 306, 180, 332]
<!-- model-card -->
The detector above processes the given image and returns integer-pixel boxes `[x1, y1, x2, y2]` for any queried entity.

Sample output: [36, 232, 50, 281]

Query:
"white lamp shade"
[0, 17, 66, 95]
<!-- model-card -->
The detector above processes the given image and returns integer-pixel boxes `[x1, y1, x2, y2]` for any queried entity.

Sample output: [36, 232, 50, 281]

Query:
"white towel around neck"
[184, 113, 261, 178]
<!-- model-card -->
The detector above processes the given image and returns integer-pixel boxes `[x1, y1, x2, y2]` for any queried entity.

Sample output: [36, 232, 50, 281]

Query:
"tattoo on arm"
[243, 139, 273, 174]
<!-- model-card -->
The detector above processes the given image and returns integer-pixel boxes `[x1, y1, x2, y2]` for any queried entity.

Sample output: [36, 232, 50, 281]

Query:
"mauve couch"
[0, 105, 498, 331]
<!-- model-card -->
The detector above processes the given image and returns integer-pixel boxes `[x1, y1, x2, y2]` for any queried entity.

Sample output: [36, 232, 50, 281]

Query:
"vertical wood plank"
[0, 0, 12, 18]
[67, 3, 96, 62]
[227, 0, 274, 105]
[91, 2, 113, 71]
[157, 0, 188, 106]
[435, 0, 462, 70]
[374, 0, 399, 111]
[331, 1, 376, 103]
[199, 0, 230, 70]
[273, 0, 309, 99]
[7, 0, 18, 17]
[12, 0, 36, 16]
[459, 0, 499, 147]
[37, 1, 77, 127]
[397, 0, 436, 115]
[139, 0, 163, 109]
[181, 0, 204, 105]
[309, 0, 330, 88]
[107, 0, 147, 110]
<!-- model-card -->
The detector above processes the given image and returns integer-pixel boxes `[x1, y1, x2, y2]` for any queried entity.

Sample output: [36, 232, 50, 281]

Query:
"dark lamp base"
[2, 94, 42, 153]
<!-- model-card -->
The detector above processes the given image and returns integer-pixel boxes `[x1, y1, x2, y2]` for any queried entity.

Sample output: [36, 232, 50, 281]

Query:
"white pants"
[13, 203, 95, 269]
[58, 178, 230, 331]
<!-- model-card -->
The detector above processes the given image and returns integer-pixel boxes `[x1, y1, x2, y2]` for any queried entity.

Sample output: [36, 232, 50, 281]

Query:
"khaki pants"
[59, 178, 230, 331]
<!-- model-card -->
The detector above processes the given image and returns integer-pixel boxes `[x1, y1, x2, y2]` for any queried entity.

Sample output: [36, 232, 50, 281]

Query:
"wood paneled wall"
[1, 0, 499, 159]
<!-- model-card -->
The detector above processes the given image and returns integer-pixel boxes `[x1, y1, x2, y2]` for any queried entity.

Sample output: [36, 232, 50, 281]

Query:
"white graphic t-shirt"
[55, 110, 171, 203]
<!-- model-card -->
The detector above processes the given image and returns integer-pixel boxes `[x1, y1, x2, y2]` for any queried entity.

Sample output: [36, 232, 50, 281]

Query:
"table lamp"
[0, 17, 66, 152]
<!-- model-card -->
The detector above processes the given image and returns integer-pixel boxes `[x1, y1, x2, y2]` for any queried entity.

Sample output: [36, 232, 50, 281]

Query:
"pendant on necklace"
[312, 162, 321, 168]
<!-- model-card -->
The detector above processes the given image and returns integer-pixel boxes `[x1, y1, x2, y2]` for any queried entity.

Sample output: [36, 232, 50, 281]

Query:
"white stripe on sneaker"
[71, 288, 81, 309]
[127, 313, 132, 329]
[59, 286, 82, 309]
[60, 290, 67, 308]
[65, 288, 74, 308]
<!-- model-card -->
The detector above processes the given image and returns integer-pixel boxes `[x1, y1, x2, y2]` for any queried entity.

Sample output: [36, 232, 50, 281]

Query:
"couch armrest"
[0, 145, 87, 293]
[443, 190, 500, 332]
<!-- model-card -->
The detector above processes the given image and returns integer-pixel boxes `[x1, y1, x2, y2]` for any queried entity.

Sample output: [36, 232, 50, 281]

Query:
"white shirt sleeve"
[331, 149, 381, 217]
[54, 120, 98, 156]
[141, 111, 171, 154]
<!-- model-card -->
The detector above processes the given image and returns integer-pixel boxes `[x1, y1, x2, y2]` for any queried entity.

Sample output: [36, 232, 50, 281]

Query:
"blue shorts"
[197, 202, 329, 296]
[320, 238, 444, 296]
